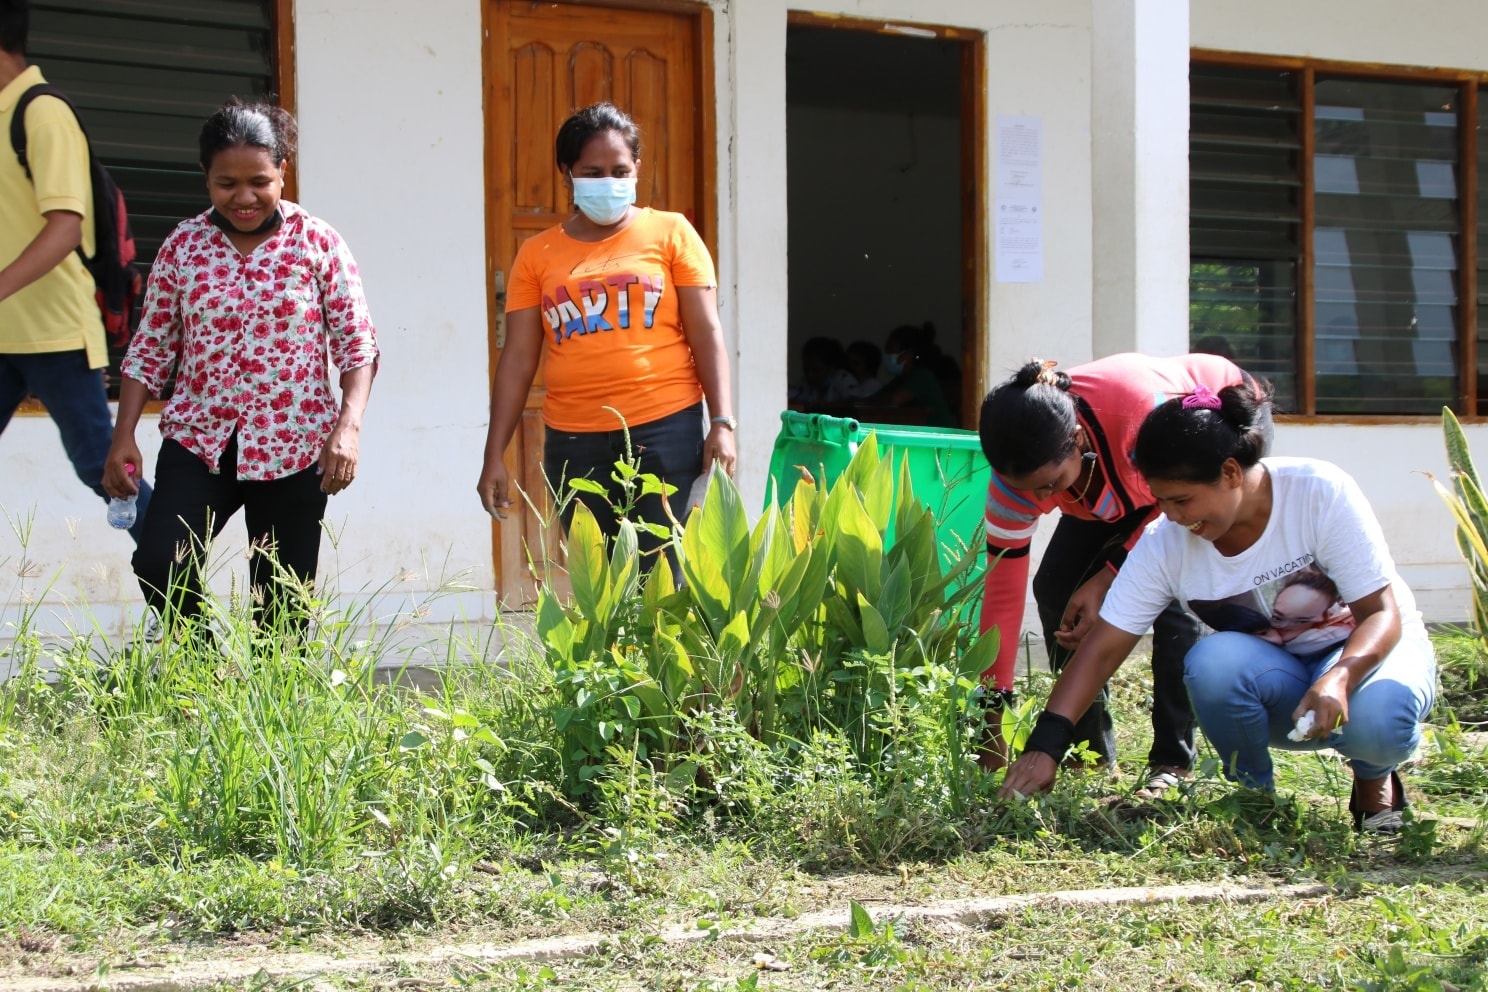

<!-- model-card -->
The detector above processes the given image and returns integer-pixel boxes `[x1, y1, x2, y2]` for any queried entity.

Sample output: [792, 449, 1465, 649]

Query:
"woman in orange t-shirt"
[477, 102, 735, 557]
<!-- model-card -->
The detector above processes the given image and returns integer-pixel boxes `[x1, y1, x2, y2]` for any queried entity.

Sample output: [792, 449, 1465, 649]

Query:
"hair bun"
[1013, 359, 1070, 391]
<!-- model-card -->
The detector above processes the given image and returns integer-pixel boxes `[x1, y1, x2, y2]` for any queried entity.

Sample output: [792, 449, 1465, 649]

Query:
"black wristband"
[1023, 710, 1076, 762]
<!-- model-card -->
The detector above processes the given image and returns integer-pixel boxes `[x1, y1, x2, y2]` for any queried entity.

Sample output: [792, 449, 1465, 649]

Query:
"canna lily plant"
[535, 433, 999, 799]
[1429, 408, 1488, 651]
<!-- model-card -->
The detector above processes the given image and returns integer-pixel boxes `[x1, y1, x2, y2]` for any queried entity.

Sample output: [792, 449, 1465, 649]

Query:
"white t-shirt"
[1101, 457, 1425, 653]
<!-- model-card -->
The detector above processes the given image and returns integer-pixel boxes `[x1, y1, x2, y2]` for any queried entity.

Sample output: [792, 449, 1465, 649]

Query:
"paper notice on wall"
[995, 115, 1044, 283]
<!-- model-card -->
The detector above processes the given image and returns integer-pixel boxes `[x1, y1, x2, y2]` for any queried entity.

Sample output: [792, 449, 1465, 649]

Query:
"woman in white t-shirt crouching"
[998, 380, 1436, 833]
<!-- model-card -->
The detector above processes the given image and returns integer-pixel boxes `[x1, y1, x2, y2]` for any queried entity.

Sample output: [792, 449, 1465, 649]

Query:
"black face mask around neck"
[208, 206, 283, 237]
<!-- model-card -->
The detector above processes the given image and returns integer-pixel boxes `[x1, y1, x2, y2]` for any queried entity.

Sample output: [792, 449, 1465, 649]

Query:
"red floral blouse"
[123, 201, 379, 481]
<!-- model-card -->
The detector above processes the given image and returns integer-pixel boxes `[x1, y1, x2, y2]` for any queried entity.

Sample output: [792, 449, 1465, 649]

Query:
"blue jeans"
[0, 349, 153, 543]
[1183, 630, 1436, 789]
[543, 402, 704, 563]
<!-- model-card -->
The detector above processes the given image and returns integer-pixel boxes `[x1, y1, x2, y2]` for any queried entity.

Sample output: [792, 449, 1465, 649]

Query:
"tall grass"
[1, 436, 1485, 941]
[0, 522, 569, 931]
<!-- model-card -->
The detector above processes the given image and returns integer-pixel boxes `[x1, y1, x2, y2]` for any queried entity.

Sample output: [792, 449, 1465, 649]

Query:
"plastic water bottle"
[107, 465, 138, 530]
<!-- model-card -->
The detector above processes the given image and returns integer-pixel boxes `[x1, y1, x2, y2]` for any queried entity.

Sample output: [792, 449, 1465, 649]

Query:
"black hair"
[0, 0, 27, 56]
[1197, 601, 1272, 635]
[198, 98, 297, 172]
[978, 359, 1079, 477]
[555, 102, 641, 171]
[886, 322, 936, 358]
[846, 340, 881, 376]
[1133, 381, 1272, 483]
[1279, 567, 1340, 601]
[801, 336, 846, 367]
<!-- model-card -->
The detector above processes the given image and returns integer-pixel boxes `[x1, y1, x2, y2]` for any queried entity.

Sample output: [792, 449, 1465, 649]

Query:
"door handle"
[494, 270, 507, 349]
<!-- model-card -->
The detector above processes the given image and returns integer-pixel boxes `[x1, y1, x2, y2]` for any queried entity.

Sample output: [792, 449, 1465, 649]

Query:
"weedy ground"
[0, 610, 1483, 992]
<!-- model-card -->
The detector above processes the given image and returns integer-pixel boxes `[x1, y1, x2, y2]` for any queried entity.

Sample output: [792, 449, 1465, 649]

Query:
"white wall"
[7, 0, 1484, 639]
[1271, 423, 1468, 621]
[293, 0, 492, 621]
[1191, 0, 1488, 70]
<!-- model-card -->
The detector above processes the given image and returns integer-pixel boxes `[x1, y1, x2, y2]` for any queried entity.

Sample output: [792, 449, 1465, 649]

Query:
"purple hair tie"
[1181, 384, 1222, 410]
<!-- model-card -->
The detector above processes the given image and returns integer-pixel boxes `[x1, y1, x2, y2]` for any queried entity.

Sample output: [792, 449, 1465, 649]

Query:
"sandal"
[1350, 770, 1408, 834]
[1135, 765, 1192, 799]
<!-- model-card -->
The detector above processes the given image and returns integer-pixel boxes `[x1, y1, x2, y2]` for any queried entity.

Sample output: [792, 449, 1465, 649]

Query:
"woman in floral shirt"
[104, 100, 378, 632]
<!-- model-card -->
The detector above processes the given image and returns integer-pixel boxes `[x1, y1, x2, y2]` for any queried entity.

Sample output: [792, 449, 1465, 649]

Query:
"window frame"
[1192, 48, 1484, 421]
[17, 0, 296, 417]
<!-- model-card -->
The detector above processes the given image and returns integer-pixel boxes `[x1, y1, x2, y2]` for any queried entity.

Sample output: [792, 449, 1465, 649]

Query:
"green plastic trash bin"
[765, 411, 990, 575]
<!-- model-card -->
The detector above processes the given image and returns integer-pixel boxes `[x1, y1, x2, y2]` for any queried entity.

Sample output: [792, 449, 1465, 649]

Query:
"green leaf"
[824, 596, 864, 646]
[567, 502, 609, 622]
[878, 558, 913, 631]
[398, 731, 429, 750]
[790, 476, 825, 551]
[665, 759, 699, 795]
[717, 610, 751, 668]
[618, 693, 641, 720]
[750, 505, 791, 593]
[536, 590, 576, 662]
[856, 439, 895, 533]
[567, 477, 608, 495]
[1444, 408, 1483, 490]
[681, 468, 751, 627]
[957, 626, 1001, 684]
[643, 551, 676, 610]
[639, 475, 678, 498]
[857, 592, 892, 654]
[832, 492, 884, 603]
[650, 628, 697, 702]
[848, 899, 875, 939]
[839, 433, 881, 495]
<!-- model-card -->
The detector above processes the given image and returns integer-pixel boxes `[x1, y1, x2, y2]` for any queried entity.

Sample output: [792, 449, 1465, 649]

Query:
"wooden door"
[485, 0, 711, 607]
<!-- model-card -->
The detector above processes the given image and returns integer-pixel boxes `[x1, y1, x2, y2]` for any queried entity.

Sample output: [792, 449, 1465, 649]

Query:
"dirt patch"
[0, 880, 1350, 992]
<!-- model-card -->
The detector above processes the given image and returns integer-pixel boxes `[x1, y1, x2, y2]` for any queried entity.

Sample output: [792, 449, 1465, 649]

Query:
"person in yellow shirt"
[0, 0, 151, 540]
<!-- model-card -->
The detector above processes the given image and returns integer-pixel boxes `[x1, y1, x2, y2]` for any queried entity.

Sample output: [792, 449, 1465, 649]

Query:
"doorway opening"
[785, 17, 984, 429]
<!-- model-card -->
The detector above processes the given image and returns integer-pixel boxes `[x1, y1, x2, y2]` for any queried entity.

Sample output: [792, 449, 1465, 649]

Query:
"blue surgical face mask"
[882, 351, 904, 376]
[571, 175, 636, 225]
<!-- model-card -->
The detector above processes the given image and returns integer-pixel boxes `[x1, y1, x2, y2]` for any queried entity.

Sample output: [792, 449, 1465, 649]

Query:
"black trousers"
[133, 433, 328, 629]
[1031, 514, 1199, 770]
[543, 402, 704, 564]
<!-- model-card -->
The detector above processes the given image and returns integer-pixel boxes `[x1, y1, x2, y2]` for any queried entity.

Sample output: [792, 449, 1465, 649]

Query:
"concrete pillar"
[723, 0, 789, 511]
[1091, 0, 1191, 357]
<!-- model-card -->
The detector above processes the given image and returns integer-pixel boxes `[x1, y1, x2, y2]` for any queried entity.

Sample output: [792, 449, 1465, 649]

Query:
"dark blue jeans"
[543, 403, 704, 564]
[0, 349, 152, 543]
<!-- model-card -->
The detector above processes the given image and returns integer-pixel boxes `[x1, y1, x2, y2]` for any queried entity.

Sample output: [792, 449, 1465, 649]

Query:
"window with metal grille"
[1191, 58, 1485, 416]
[25, 0, 281, 399]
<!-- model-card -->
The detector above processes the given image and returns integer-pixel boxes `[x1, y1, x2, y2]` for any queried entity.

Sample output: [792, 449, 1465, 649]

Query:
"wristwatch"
[711, 415, 737, 432]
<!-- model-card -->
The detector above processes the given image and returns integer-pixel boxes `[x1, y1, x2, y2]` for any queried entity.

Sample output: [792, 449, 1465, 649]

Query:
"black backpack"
[9, 83, 142, 347]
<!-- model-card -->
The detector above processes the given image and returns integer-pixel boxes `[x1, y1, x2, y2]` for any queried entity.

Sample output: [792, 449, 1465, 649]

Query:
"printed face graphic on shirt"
[542, 273, 664, 344]
[1187, 564, 1354, 655]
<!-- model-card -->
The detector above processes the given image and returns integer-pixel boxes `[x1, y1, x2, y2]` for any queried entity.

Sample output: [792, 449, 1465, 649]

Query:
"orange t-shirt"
[506, 208, 716, 432]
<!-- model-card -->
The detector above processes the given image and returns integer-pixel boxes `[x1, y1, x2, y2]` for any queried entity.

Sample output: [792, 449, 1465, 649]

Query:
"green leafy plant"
[535, 434, 1000, 804]
[1431, 410, 1488, 670]
[810, 898, 909, 970]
